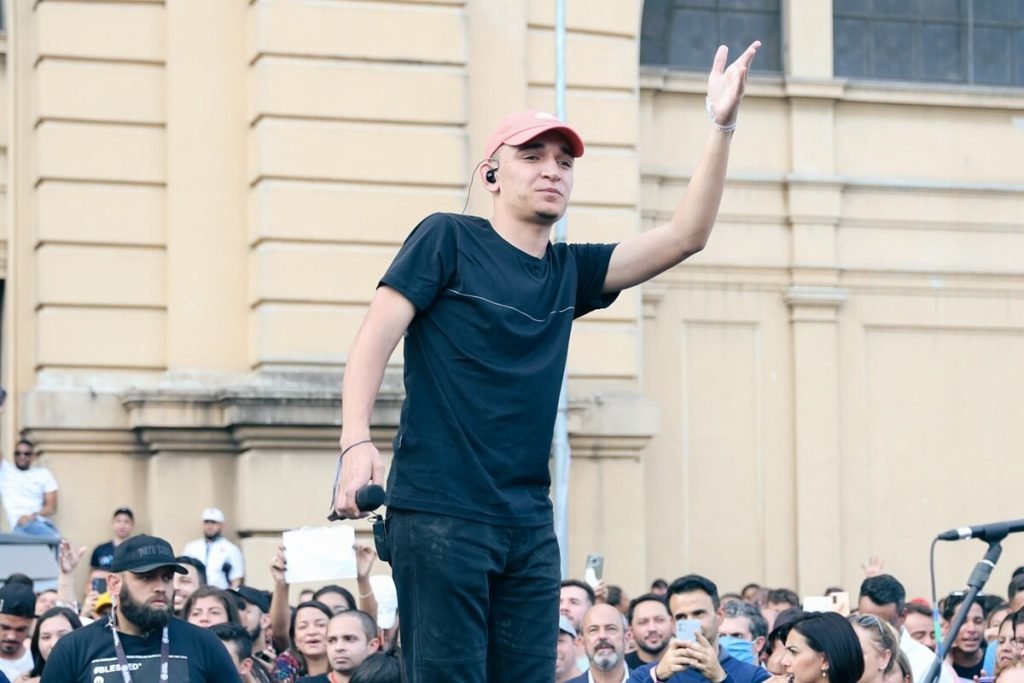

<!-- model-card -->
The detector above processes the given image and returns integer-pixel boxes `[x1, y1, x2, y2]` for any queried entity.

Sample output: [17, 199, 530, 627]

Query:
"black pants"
[388, 509, 560, 683]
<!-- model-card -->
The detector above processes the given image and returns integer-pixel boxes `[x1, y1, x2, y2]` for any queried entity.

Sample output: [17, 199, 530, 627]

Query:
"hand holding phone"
[584, 554, 604, 589]
[675, 618, 702, 642]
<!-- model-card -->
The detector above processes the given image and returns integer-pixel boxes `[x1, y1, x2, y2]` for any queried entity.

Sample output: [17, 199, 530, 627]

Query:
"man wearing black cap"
[42, 534, 241, 682]
[89, 506, 136, 570]
[0, 583, 36, 680]
[231, 586, 274, 666]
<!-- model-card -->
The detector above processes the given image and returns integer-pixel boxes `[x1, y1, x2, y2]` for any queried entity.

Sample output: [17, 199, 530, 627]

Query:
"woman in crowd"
[13, 606, 83, 683]
[764, 608, 807, 674]
[992, 611, 1023, 676]
[848, 613, 898, 683]
[271, 600, 332, 682]
[183, 584, 242, 628]
[883, 649, 912, 683]
[781, 612, 865, 683]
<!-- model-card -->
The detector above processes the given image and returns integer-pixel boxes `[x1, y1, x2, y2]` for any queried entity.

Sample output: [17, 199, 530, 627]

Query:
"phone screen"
[584, 554, 604, 588]
[92, 578, 107, 594]
[675, 619, 701, 642]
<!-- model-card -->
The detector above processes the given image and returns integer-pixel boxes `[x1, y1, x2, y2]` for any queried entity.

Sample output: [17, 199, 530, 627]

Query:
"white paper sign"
[283, 525, 357, 584]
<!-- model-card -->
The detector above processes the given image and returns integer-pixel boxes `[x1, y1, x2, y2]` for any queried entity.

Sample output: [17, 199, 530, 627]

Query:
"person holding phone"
[630, 575, 771, 683]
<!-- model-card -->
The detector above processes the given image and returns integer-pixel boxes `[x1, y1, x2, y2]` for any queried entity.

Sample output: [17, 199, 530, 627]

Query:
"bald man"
[569, 604, 629, 683]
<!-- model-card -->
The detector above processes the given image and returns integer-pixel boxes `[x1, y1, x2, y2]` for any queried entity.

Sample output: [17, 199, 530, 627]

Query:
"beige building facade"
[1, 0, 1023, 599]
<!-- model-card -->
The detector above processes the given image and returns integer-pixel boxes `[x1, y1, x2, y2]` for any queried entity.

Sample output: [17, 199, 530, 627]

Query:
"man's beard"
[635, 633, 670, 656]
[590, 640, 621, 671]
[204, 532, 220, 541]
[248, 622, 262, 643]
[119, 584, 172, 634]
[14, 460, 30, 471]
[0, 638, 23, 655]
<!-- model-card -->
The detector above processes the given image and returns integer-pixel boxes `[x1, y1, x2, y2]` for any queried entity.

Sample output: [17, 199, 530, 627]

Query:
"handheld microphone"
[937, 519, 1024, 542]
[327, 484, 386, 522]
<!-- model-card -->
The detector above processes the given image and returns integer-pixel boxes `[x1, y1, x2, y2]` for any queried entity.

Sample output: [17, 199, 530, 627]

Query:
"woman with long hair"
[272, 600, 332, 682]
[781, 612, 865, 683]
[182, 584, 242, 628]
[13, 606, 83, 683]
[847, 613, 899, 683]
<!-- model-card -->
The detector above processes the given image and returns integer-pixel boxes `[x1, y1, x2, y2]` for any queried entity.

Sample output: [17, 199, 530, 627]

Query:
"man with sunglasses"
[0, 438, 60, 539]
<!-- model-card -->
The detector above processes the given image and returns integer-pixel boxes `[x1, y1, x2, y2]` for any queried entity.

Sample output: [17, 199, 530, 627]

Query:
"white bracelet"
[705, 97, 737, 133]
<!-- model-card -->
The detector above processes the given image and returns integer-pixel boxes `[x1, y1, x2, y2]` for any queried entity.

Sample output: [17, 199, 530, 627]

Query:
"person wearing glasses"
[0, 439, 60, 540]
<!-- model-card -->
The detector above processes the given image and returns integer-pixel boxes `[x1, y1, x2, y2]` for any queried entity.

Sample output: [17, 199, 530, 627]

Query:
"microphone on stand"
[936, 519, 1024, 542]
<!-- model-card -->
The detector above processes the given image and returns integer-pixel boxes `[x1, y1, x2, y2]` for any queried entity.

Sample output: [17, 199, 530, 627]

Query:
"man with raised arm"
[333, 42, 761, 683]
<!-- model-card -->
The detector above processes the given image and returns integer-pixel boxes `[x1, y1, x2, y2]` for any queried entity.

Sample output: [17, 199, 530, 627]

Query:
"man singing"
[333, 42, 761, 683]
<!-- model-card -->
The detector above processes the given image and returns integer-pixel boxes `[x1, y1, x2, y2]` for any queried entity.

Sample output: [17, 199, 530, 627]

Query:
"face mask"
[720, 634, 756, 664]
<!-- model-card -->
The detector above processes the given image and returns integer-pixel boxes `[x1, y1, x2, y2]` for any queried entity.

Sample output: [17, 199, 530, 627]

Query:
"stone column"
[164, 0, 248, 371]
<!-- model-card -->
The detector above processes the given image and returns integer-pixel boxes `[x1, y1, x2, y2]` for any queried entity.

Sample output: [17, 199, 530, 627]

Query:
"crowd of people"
[0, 442, 400, 682]
[0, 41, 1020, 682]
[551, 568, 1024, 683]
[3, 444, 1024, 683]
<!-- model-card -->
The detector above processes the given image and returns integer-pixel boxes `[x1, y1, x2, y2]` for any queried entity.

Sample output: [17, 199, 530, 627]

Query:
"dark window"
[640, 0, 783, 73]
[834, 0, 1024, 87]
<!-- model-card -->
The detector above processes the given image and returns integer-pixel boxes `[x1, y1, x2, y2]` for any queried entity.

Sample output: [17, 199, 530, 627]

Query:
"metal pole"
[552, 0, 571, 579]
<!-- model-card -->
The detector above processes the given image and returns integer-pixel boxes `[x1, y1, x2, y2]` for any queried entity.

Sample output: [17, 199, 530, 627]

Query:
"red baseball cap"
[483, 110, 585, 160]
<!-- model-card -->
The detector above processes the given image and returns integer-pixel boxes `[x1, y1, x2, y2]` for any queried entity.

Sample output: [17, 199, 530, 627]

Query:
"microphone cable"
[461, 160, 488, 214]
[929, 536, 943, 655]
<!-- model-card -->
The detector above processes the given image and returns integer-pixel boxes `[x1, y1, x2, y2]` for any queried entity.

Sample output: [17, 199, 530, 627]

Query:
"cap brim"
[502, 124, 585, 158]
[126, 562, 189, 575]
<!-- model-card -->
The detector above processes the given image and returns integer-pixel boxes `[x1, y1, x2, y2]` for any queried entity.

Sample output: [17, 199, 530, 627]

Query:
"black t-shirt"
[42, 616, 242, 682]
[952, 656, 985, 681]
[380, 213, 618, 525]
[296, 676, 330, 683]
[90, 541, 116, 569]
[625, 650, 654, 670]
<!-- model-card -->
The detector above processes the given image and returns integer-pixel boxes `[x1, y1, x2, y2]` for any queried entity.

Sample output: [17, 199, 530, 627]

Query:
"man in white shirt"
[181, 507, 245, 589]
[857, 575, 955, 683]
[0, 583, 36, 680]
[0, 439, 60, 539]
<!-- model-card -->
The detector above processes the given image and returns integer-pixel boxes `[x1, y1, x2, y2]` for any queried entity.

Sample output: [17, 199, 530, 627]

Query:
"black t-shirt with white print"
[42, 616, 241, 683]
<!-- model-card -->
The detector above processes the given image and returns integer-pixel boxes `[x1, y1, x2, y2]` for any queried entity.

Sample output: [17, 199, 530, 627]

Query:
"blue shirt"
[627, 651, 771, 683]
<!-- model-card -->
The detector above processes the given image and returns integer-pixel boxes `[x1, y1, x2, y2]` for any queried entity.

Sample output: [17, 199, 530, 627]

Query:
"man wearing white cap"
[182, 507, 245, 589]
[333, 40, 761, 683]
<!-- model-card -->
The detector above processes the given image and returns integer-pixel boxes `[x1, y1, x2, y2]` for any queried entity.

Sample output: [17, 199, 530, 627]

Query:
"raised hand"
[270, 545, 288, 586]
[861, 555, 885, 577]
[706, 41, 761, 129]
[355, 540, 377, 579]
[58, 539, 87, 575]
